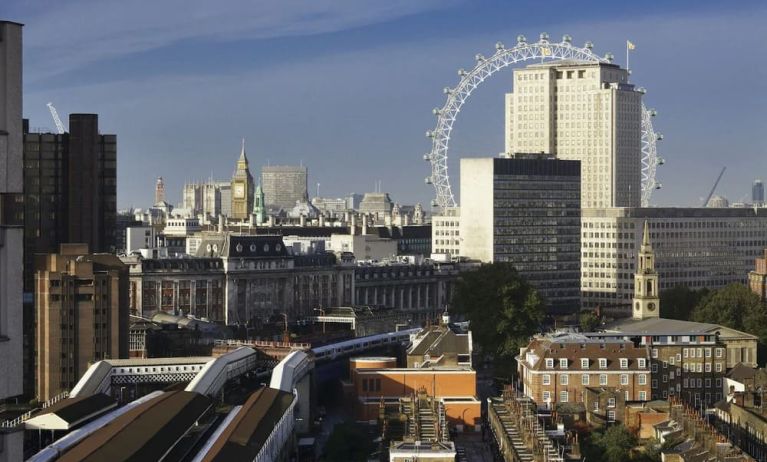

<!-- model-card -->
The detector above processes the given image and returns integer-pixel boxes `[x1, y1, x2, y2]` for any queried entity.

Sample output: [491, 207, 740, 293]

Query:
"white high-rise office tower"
[0, 20, 24, 462]
[504, 60, 643, 208]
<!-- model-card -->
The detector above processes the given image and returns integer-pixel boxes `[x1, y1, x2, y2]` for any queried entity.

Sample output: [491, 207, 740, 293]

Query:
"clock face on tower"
[234, 184, 245, 198]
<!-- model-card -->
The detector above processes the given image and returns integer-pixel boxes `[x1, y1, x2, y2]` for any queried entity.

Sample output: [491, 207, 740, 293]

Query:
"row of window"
[542, 373, 646, 386]
[544, 357, 645, 370]
[542, 390, 646, 405]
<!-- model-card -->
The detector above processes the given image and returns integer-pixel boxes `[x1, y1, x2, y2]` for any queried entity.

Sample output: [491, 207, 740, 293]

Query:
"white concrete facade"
[431, 207, 460, 259]
[504, 61, 642, 208]
[458, 159, 495, 262]
[125, 226, 156, 254]
[328, 233, 397, 261]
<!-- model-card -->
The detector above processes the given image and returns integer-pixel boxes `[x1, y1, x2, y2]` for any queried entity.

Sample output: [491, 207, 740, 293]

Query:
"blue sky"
[3, 0, 766, 209]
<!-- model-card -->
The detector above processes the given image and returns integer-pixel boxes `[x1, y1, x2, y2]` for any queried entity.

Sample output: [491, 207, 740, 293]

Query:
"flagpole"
[626, 41, 629, 71]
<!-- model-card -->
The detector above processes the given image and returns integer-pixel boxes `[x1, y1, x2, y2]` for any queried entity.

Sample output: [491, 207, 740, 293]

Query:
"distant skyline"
[5, 0, 766, 209]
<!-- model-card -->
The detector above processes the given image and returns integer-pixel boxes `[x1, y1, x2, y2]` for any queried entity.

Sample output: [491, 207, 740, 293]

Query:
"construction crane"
[703, 167, 726, 207]
[46, 102, 66, 134]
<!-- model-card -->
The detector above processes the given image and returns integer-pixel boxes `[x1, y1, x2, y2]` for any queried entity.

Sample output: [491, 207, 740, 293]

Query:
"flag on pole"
[627, 40, 636, 50]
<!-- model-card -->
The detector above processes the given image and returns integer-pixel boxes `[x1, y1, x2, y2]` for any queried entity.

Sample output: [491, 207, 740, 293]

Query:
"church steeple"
[633, 220, 660, 320]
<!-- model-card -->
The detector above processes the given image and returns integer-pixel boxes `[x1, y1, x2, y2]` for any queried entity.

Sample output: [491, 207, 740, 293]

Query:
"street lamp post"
[313, 307, 326, 334]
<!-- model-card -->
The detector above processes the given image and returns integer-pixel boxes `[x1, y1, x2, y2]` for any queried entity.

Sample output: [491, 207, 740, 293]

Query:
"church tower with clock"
[633, 220, 660, 320]
[231, 139, 254, 220]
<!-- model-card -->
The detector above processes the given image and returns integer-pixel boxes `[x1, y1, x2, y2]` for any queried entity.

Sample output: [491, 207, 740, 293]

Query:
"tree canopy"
[582, 425, 639, 462]
[691, 283, 767, 344]
[660, 286, 709, 321]
[579, 312, 600, 332]
[451, 263, 544, 360]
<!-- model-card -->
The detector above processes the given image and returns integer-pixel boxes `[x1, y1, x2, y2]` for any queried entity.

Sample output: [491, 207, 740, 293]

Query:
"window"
[559, 358, 568, 369]
[662, 374, 668, 383]
[676, 353, 682, 362]
[545, 358, 554, 369]
[599, 358, 607, 369]
[683, 348, 689, 358]
[560, 374, 569, 385]
[639, 391, 647, 401]
[638, 358, 646, 369]
[697, 363, 703, 373]
[652, 379, 658, 388]
[684, 378, 689, 388]
[697, 378, 703, 387]
[705, 348, 712, 358]
[662, 361, 668, 369]
[619, 358, 628, 369]
[705, 378, 711, 388]
[670, 371, 675, 380]
[715, 363, 723, 373]
[593, 401, 599, 411]
[620, 374, 629, 385]
[715, 378, 722, 387]
[715, 348, 724, 358]
[542, 374, 551, 385]
[652, 348, 658, 358]
[608, 398, 616, 408]
[651, 363, 658, 373]
[542, 391, 551, 402]
[638, 374, 647, 385]
[697, 348, 703, 358]
[581, 358, 589, 369]
[600, 374, 608, 385]
[560, 391, 569, 403]
[608, 410, 616, 422]
[582, 374, 590, 385]
[705, 363, 711, 373]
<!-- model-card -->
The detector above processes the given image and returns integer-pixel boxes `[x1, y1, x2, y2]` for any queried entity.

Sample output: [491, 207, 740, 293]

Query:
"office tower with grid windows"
[504, 61, 642, 208]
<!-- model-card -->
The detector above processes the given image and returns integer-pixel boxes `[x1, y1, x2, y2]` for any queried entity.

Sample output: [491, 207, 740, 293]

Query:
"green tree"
[691, 283, 767, 343]
[451, 263, 544, 360]
[660, 286, 709, 321]
[589, 425, 638, 462]
[579, 312, 600, 332]
[324, 422, 374, 462]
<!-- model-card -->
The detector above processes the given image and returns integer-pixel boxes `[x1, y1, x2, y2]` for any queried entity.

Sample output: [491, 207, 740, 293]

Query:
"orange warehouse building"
[344, 357, 481, 431]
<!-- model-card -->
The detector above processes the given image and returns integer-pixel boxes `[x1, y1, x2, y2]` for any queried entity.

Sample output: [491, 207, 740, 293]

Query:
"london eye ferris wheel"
[424, 33, 663, 209]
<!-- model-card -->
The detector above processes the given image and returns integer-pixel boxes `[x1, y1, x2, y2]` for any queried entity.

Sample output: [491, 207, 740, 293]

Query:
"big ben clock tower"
[633, 220, 660, 320]
[231, 138, 254, 220]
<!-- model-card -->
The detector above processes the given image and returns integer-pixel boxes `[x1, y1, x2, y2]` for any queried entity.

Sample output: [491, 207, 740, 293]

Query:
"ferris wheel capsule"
[655, 183, 663, 190]
[562, 34, 572, 43]
[425, 177, 433, 185]
[517, 35, 527, 44]
[650, 109, 658, 117]
[636, 87, 647, 94]
[656, 133, 663, 141]
[539, 32, 549, 41]
[432, 108, 441, 115]
[584, 41, 594, 49]
[604, 52, 614, 62]
[425, 130, 434, 138]
[658, 157, 665, 165]
[458, 68, 467, 77]
[443, 87, 452, 95]
[475, 53, 486, 62]
[423, 154, 431, 161]
[495, 41, 505, 50]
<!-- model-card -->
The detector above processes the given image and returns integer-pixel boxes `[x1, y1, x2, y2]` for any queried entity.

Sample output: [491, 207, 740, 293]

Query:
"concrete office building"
[261, 165, 308, 210]
[460, 156, 581, 315]
[754, 180, 764, 206]
[35, 244, 129, 401]
[23, 114, 117, 289]
[0, 20, 24, 462]
[504, 61, 642, 208]
[431, 207, 461, 259]
[581, 208, 767, 315]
